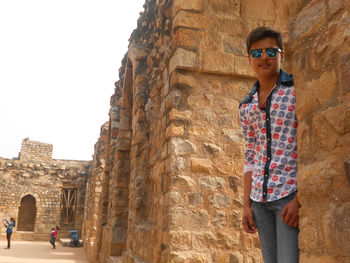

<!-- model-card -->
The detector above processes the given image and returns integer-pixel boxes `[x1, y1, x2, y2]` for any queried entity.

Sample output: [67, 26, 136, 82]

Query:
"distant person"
[3, 218, 15, 249]
[50, 225, 60, 249]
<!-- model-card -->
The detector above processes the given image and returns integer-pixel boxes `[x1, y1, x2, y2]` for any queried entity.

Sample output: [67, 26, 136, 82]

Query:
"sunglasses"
[249, 48, 282, 59]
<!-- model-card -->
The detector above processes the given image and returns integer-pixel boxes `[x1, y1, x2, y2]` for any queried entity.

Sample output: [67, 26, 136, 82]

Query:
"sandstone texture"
[80, 0, 350, 262]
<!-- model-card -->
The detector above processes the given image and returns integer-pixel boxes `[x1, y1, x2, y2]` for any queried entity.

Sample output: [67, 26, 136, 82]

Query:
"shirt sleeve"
[239, 105, 256, 174]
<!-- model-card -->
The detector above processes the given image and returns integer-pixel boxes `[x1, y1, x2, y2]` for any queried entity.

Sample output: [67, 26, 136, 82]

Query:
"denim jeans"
[6, 232, 12, 248]
[252, 192, 299, 263]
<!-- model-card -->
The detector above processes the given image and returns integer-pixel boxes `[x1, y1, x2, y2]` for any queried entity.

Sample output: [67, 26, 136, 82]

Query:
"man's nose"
[260, 50, 268, 59]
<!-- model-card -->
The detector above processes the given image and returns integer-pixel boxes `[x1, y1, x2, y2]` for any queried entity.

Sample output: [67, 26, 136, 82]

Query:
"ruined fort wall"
[0, 141, 91, 241]
[83, 0, 350, 262]
[19, 138, 53, 162]
[289, 0, 350, 262]
[83, 123, 109, 261]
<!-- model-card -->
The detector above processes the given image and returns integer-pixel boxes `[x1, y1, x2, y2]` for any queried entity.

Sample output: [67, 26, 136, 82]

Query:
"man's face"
[248, 37, 284, 79]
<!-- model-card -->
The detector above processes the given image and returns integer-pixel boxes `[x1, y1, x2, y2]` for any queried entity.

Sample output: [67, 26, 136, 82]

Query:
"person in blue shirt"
[3, 218, 15, 249]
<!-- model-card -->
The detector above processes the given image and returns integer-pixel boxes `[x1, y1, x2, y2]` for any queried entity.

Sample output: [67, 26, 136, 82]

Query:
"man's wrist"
[243, 198, 252, 208]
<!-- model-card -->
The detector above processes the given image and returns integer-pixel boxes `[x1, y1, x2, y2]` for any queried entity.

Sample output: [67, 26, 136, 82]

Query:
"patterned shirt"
[239, 70, 298, 202]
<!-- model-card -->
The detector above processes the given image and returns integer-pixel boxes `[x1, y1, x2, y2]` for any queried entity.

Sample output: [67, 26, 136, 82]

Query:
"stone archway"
[17, 194, 37, 231]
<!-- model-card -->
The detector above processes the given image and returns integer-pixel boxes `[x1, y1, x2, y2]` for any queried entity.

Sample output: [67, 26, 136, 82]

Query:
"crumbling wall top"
[19, 138, 53, 163]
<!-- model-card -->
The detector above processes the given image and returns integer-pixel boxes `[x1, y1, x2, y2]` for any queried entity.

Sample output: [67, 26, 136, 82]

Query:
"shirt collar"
[239, 69, 294, 107]
[252, 69, 294, 92]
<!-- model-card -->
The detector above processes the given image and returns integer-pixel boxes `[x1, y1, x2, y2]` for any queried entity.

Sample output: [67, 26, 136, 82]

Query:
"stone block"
[229, 251, 244, 263]
[166, 124, 185, 138]
[192, 231, 239, 250]
[170, 174, 197, 192]
[311, 110, 338, 149]
[234, 55, 256, 77]
[190, 158, 213, 173]
[165, 191, 182, 205]
[205, 0, 240, 16]
[199, 176, 226, 190]
[188, 192, 203, 206]
[172, 11, 208, 32]
[165, 156, 186, 172]
[169, 251, 211, 263]
[241, 0, 275, 20]
[211, 194, 232, 208]
[168, 230, 191, 250]
[200, 50, 235, 75]
[169, 48, 200, 74]
[291, 0, 327, 42]
[188, 94, 214, 108]
[320, 104, 350, 135]
[325, 203, 350, 255]
[170, 70, 198, 90]
[172, 0, 204, 16]
[215, 161, 234, 175]
[169, 138, 196, 155]
[169, 208, 210, 228]
[212, 210, 226, 228]
[298, 161, 334, 198]
[297, 70, 337, 119]
[168, 108, 192, 121]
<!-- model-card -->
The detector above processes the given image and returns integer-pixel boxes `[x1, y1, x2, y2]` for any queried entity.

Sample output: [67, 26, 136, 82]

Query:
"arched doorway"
[17, 194, 37, 231]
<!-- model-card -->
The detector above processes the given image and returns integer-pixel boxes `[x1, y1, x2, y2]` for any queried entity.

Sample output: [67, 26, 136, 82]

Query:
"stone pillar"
[84, 123, 109, 262]
[290, 0, 350, 262]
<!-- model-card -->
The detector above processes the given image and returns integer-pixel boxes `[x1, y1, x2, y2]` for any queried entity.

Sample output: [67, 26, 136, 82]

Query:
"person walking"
[239, 26, 300, 263]
[50, 225, 60, 249]
[3, 218, 15, 249]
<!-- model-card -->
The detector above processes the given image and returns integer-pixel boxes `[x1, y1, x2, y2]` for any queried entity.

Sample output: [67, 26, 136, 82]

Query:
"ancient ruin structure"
[80, 0, 349, 262]
[0, 138, 91, 240]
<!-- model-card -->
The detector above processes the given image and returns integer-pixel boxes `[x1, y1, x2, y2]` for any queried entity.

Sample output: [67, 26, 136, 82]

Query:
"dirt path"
[0, 241, 89, 263]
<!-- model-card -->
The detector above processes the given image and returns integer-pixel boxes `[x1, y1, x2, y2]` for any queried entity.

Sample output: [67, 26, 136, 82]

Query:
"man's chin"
[257, 69, 279, 78]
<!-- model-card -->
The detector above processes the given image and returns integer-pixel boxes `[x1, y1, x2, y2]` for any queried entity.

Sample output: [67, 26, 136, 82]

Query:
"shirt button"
[263, 193, 266, 195]
[267, 138, 270, 142]
[268, 157, 271, 160]
[265, 175, 268, 178]
[267, 118, 270, 121]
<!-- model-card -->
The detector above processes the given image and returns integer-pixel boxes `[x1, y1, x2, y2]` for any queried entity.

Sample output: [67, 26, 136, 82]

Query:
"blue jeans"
[252, 192, 299, 263]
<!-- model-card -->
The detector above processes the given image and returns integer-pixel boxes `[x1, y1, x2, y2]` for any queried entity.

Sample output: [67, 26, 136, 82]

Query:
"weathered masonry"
[0, 138, 91, 240]
[83, 0, 350, 263]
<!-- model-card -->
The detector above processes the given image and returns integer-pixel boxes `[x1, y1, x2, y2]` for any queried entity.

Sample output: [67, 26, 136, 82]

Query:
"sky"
[0, 0, 145, 160]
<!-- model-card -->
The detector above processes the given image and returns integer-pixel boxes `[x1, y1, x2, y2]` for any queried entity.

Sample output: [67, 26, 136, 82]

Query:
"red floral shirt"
[239, 70, 298, 202]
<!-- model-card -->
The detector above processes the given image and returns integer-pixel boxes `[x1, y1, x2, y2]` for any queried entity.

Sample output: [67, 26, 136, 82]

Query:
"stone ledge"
[59, 238, 83, 247]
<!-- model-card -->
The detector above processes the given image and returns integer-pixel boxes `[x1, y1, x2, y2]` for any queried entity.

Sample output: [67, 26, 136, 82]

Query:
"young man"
[239, 27, 300, 263]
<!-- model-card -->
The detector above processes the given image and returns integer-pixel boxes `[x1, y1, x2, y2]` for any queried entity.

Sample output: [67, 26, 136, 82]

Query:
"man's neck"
[258, 73, 279, 93]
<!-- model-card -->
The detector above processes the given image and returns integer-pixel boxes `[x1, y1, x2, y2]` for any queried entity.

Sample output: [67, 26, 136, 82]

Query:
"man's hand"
[281, 195, 301, 228]
[242, 206, 257, 234]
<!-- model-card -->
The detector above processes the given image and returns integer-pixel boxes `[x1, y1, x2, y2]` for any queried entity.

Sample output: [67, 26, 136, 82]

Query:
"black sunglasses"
[249, 48, 282, 59]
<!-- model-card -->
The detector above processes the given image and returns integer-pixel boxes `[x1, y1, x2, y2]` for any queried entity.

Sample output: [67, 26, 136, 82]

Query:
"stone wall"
[289, 0, 350, 262]
[83, 123, 110, 261]
[19, 137, 53, 162]
[83, 0, 350, 262]
[0, 139, 91, 241]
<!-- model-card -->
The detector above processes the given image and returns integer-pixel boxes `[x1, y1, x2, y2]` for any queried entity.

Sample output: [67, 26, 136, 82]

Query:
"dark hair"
[10, 218, 15, 227]
[246, 27, 283, 53]
[56, 226, 60, 230]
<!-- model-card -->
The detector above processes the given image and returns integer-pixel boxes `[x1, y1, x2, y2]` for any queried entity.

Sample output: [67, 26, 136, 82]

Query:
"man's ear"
[280, 51, 285, 62]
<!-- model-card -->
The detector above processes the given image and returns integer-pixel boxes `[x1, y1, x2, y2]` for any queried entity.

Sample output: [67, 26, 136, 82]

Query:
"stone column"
[290, 0, 350, 262]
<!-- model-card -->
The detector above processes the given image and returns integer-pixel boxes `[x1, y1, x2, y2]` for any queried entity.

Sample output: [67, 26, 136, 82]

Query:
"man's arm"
[242, 171, 257, 234]
[281, 192, 301, 228]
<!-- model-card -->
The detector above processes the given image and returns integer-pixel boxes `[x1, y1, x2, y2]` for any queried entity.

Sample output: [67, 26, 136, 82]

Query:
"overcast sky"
[0, 0, 145, 160]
